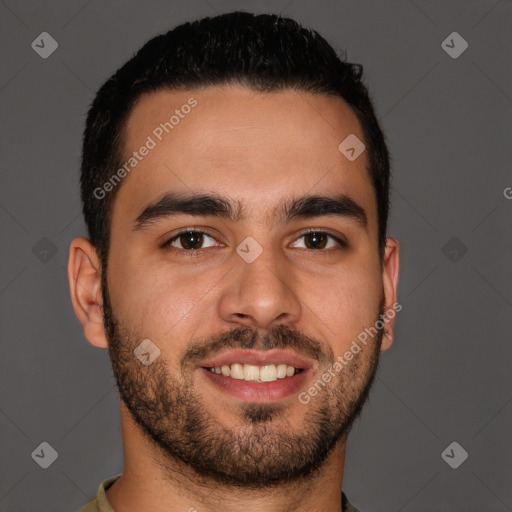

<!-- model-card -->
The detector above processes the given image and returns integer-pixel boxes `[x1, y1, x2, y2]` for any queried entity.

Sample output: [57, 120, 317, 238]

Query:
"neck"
[106, 401, 347, 512]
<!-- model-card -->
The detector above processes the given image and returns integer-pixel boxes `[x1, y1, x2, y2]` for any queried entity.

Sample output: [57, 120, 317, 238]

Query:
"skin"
[68, 85, 399, 512]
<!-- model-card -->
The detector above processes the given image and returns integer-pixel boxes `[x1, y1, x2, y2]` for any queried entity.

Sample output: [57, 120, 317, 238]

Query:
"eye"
[291, 230, 346, 251]
[161, 230, 219, 251]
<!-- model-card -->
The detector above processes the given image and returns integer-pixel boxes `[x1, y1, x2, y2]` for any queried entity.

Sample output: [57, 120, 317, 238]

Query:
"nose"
[217, 246, 302, 331]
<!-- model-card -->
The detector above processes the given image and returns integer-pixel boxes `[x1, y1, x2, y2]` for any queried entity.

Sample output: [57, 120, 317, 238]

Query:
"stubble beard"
[101, 273, 384, 489]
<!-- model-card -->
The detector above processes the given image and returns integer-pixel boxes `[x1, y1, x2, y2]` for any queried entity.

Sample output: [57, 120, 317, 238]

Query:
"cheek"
[107, 256, 216, 346]
[304, 263, 381, 353]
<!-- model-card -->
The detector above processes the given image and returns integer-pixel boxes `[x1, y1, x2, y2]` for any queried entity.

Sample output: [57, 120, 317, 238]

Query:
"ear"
[67, 237, 108, 348]
[380, 237, 400, 352]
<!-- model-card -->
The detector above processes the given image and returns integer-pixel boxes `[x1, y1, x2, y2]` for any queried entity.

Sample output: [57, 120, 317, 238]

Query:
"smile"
[207, 363, 302, 382]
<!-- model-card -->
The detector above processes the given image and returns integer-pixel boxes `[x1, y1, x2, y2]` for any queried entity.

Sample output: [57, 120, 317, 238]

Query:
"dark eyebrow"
[132, 192, 368, 231]
[133, 192, 243, 230]
[282, 194, 368, 230]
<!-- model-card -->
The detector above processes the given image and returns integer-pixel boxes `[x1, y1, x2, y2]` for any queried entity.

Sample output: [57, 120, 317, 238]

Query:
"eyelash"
[160, 228, 347, 255]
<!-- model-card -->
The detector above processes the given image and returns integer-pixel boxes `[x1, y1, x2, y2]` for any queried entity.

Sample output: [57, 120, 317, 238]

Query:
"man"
[69, 11, 399, 512]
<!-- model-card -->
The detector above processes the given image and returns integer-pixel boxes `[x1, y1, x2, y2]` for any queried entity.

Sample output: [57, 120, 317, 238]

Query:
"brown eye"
[291, 231, 346, 251]
[304, 232, 329, 249]
[178, 232, 204, 250]
[162, 231, 217, 251]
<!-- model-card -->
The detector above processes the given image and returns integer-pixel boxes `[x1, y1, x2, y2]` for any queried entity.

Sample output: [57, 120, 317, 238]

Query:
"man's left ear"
[380, 237, 400, 352]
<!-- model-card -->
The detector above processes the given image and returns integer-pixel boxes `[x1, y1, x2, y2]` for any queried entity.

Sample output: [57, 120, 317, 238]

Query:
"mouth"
[198, 349, 315, 402]
[206, 363, 303, 382]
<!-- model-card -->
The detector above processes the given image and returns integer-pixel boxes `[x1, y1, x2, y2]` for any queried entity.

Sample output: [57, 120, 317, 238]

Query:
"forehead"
[113, 85, 376, 231]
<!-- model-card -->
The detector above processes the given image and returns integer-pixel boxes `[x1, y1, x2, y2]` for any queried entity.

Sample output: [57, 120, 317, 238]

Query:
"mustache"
[181, 324, 333, 369]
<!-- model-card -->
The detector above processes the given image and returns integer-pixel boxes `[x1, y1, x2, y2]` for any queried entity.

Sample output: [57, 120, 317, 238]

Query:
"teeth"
[259, 364, 277, 382]
[208, 363, 300, 382]
[276, 364, 288, 378]
[243, 364, 260, 381]
[230, 363, 244, 379]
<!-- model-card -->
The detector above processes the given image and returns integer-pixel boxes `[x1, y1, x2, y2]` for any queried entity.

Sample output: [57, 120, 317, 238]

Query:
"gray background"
[1, 0, 511, 511]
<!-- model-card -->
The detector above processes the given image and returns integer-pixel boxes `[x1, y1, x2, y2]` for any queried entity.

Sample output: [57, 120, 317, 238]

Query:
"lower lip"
[200, 367, 312, 402]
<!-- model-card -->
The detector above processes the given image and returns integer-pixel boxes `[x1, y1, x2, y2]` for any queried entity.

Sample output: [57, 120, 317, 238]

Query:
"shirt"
[79, 475, 361, 511]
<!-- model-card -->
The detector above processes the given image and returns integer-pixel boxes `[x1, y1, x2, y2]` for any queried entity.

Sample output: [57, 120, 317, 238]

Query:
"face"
[76, 85, 399, 488]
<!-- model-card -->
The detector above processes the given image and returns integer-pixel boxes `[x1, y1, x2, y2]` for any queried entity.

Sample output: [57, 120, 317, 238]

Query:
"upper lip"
[199, 349, 315, 370]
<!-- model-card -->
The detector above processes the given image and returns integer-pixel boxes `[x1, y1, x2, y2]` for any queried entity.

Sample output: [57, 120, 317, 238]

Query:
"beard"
[101, 273, 385, 489]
